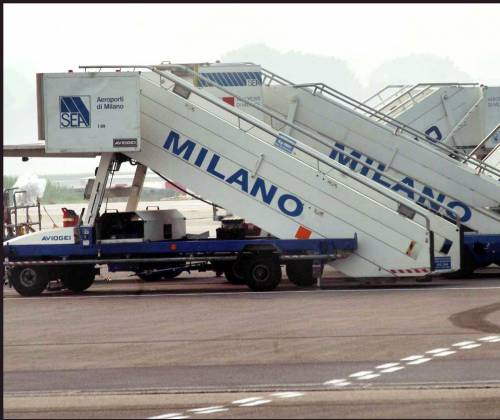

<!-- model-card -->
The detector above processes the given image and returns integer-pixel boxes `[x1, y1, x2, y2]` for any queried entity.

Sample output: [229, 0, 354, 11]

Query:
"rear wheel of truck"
[245, 257, 281, 292]
[10, 266, 50, 296]
[224, 261, 246, 285]
[286, 261, 316, 287]
[61, 265, 95, 293]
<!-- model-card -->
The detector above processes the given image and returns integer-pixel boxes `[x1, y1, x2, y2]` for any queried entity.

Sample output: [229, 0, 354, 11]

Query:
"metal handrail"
[374, 85, 434, 118]
[79, 63, 469, 230]
[464, 123, 500, 164]
[479, 144, 500, 175]
[259, 68, 500, 178]
[371, 82, 480, 115]
[363, 84, 409, 108]
[477, 144, 500, 177]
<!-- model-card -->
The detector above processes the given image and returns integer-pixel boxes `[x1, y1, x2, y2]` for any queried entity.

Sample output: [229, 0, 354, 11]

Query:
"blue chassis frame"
[464, 233, 500, 266]
[4, 236, 358, 261]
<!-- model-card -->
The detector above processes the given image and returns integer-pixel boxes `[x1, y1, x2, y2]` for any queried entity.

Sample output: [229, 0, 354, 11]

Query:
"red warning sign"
[222, 96, 235, 106]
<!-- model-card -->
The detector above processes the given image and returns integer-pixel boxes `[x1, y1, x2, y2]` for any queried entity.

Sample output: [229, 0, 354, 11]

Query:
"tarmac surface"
[4, 268, 500, 419]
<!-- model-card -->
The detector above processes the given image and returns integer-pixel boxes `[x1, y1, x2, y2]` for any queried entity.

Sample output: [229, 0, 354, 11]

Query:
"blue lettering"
[329, 142, 360, 170]
[163, 131, 196, 160]
[417, 186, 446, 212]
[206, 154, 226, 180]
[360, 157, 374, 176]
[446, 201, 472, 223]
[372, 163, 391, 188]
[250, 178, 277, 205]
[226, 168, 249, 193]
[391, 177, 415, 200]
[194, 147, 208, 167]
[278, 194, 304, 217]
[327, 137, 473, 224]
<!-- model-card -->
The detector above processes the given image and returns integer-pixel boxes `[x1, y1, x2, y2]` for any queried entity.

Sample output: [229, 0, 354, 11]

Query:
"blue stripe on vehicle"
[235, 72, 247, 86]
[220, 73, 233, 86]
[226, 72, 239, 86]
[213, 73, 225, 86]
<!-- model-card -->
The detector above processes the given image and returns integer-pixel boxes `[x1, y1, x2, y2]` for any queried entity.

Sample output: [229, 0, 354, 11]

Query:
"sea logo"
[60, 96, 91, 128]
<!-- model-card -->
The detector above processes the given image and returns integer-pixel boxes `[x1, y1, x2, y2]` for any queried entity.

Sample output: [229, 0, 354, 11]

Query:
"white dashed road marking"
[332, 381, 351, 387]
[401, 355, 424, 361]
[323, 379, 349, 386]
[406, 357, 432, 365]
[195, 409, 227, 415]
[459, 343, 481, 350]
[349, 371, 374, 378]
[376, 362, 400, 369]
[379, 366, 405, 373]
[188, 406, 224, 413]
[239, 399, 272, 407]
[426, 348, 450, 354]
[232, 397, 261, 404]
[147, 335, 499, 419]
[188, 406, 227, 414]
[453, 341, 476, 347]
[433, 350, 456, 357]
[271, 392, 304, 398]
[479, 336, 500, 342]
[356, 373, 381, 380]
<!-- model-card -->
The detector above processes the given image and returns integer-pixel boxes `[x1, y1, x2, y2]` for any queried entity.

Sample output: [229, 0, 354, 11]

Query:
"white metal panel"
[41, 72, 140, 152]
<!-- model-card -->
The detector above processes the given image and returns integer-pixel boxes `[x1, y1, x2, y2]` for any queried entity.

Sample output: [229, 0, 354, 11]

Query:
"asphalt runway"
[4, 269, 500, 419]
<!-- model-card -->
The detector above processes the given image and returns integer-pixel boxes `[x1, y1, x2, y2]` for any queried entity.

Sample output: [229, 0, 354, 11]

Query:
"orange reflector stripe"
[295, 225, 312, 240]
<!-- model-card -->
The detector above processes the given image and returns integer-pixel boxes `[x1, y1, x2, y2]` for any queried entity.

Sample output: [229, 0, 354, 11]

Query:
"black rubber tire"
[61, 265, 95, 293]
[286, 261, 315, 287]
[244, 257, 281, 292]
[224, 261, 246, 285]
[10, 266, 50, 296]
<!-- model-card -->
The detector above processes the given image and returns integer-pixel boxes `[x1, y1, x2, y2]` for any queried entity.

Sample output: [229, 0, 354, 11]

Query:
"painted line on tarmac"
[147, 335, 499, 419]
[5, 285, 500, 301]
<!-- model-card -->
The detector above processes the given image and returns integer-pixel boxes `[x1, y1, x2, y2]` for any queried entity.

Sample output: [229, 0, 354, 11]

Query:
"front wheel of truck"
[10, 266, 50, 296]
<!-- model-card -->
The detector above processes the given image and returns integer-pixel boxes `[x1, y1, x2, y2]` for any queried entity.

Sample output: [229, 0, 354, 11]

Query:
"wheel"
[10, 266, 49, 296]
[61, 265, 95, 293]
[286, 261, 316, 287]
[224, 261, 246, 285]
[244, 257, 281, 292]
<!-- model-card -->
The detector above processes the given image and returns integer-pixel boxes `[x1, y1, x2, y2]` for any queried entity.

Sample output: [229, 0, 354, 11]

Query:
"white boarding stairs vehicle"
[142, 62, 500, 237]
[364, 83, 500, 160]
[37, 65, 464, 279]
[214, 64, 500, 236]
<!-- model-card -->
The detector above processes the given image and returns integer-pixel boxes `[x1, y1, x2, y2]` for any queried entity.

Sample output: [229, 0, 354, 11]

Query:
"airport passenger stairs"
[250, 67, 500, 235]
[364, 84, 499, 155]
[82, 65, 463, 279]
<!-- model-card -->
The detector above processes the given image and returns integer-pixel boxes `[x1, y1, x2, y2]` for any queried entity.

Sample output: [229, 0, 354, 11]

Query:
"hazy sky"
[4, 3, 500, 175]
